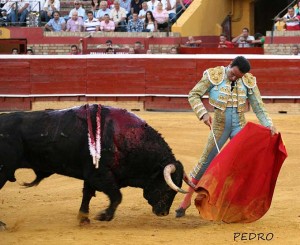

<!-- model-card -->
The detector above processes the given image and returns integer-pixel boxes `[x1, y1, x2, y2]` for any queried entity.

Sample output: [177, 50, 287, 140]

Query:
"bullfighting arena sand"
[1, 106, 300, 245]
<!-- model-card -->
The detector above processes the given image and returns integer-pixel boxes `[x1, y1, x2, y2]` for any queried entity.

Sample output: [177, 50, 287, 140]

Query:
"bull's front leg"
[94, 187, 122, 222]
[77, 181, 96, 225]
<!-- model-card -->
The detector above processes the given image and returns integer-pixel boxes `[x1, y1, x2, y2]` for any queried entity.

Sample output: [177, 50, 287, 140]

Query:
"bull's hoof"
[0, 221, 7, 231]
[94, 211, 114, 221]
[79, 217, 90, 226]
[77, 212, 90, 226]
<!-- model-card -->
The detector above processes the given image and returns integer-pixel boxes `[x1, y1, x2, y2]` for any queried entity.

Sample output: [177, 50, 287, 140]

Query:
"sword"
[211, 128, 220, 153]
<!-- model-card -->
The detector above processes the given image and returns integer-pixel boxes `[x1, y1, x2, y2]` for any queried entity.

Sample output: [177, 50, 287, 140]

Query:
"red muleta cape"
[194, 122, 287, 223]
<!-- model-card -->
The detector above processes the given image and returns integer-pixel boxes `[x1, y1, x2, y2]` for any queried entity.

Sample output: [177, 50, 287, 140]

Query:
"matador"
[176, 56, 277, 218]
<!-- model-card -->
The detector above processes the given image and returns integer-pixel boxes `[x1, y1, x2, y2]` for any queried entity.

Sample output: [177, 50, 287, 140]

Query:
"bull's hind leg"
[78, 181, 96, 225]
[0, 167, 8, 230]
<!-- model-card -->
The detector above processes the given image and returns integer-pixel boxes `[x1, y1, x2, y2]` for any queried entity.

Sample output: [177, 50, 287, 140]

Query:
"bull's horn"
[183, 172, 197, 189]
[163, 164, 188, 194]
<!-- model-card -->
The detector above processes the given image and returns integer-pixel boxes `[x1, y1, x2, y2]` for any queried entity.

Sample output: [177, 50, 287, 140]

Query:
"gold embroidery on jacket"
[206, 66, 225, 85]
[242, 73, 256, 88]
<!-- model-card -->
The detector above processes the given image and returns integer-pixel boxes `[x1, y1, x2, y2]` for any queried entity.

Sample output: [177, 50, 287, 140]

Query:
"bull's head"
[143, 161, 191, 216]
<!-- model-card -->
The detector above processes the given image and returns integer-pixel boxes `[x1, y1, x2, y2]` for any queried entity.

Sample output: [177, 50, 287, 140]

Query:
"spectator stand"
[179, 46, 264, 55]
[271, 0, 298, 42]
[1, 1, 43, 26]
[178, 36, 264, 54]
[83, 47, 147, 54]
[80, 35, 152, 54]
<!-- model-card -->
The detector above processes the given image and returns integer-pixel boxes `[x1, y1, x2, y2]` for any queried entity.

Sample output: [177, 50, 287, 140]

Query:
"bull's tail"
[21, 171, 53, 188]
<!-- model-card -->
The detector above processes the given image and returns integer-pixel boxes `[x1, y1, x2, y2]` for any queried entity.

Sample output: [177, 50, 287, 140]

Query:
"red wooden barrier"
[0, 54, 299, 111]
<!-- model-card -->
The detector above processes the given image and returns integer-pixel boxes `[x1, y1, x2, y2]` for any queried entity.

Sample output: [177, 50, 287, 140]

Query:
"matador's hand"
[270, 125, 278, 135]
[202, 113, 212, 129]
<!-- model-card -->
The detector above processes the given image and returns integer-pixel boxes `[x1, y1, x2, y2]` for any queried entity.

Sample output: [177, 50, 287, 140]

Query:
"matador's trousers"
[190, 107, 247, 180]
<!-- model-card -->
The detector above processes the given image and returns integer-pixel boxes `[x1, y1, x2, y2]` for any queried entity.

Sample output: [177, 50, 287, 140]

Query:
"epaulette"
[205, 66, 225, 85]
[242, 73, 257, 89]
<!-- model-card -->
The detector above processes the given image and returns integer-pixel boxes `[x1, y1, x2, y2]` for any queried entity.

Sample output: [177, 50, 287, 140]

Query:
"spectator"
[11, 48, 19, 54]
[153, 1, 169, 31]
[147, 0, 158, 12]
[66, 11, 84, 32]
[218, 33, 234, 48]
[100, 13, 115, 31]
[105, 39, 113, 47]
[96, 39, 119, 49]
[26, 48, 34, 55]
[176, 0, 192, 19]
[185, 36, 202, 47]
[251, 33, 265, 47]
[143, 10, 157, 32]
[102, 39, 120, 49]
[291, 44, 299, 55]
[127, 12, 143, 32]
[138, 1, 150, 22]
[161, 0, 176, 24]
[1, 0, 14, 26]
[106, 0, 114, 9]
[120, 0, 131, 19]
[70, 44, 81, 54]
[280, 7, 300, 30]
[169, 46, 177, 54]
[6, 0, 29, 26]
[96, 0, 110, 21]
[41, 0, 60, 23]
[105, 47, 115, 54]
[231, 27, 255, 47]
[84, 10, 100, 32]
[134, 41, 142, 50]
[295, 0, 300, 15]
[0, 9, 8, 26]
[68, 1, 86, 21]
[45, 11, 66, 31]
[131, 0, 143, 17]
[91, 0, 100, 17]
[110, 0, 127, 32]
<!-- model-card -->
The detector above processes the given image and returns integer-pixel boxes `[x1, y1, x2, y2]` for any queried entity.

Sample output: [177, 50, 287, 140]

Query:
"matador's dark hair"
[231, 56, 251, 74]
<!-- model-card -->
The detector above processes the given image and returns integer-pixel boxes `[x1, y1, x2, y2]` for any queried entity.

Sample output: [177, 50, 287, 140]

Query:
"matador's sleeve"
[188, 73, 212, 120]
[248, 85, 273, 127]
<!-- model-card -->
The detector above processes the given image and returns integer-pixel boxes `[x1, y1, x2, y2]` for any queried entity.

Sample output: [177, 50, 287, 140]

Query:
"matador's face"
[227, 66, 244, 81]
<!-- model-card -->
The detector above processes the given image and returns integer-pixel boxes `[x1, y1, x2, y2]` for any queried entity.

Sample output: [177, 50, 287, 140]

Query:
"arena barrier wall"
[0, 54, 299, 112]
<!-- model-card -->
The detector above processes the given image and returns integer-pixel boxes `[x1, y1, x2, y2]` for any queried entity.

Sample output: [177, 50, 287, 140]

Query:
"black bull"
[0, 104, 188, 229]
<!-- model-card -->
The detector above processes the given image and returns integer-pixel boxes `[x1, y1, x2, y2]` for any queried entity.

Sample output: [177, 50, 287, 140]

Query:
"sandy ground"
[1, 110, 299, 245]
